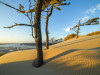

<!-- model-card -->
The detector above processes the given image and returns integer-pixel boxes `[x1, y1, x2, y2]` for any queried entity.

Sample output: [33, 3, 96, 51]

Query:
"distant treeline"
[0, 43, 15, 45]
[20, 43, 56, 46]
[0, 43, 56, 46]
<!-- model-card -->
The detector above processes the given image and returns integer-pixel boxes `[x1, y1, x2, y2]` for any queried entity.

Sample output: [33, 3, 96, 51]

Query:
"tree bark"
[45, 6, 53, 49]
[33, 0, 43, 67]
[77, 20, 80, 38]
[45, 11, 49, 49]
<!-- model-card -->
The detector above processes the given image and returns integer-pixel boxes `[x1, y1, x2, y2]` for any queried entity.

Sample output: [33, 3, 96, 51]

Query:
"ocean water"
[0, 43, 43, 54]
[0, 44, 36, 48]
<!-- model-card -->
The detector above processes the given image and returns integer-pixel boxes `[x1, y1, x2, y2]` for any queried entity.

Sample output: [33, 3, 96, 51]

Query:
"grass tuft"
[87, 31, 100, 36]
[64, 33, 76, 41]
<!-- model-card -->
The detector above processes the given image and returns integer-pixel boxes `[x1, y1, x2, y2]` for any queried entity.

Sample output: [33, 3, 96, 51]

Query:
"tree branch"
[48, 6, 53, 17]
[0, 1, 19, 11]
[0, 1, 35, 38]
[71, 17, 99, 30]
[0, 1, 35, 13]
[0, 1, 34, 24]
[4, 23, 33, 28]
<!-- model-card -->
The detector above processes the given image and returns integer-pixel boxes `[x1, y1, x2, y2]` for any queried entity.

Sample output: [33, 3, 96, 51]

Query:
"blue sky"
[0, 0, 100, 43]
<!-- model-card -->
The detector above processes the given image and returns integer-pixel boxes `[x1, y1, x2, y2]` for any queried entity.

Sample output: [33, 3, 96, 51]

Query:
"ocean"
[0, 43, 45, 54]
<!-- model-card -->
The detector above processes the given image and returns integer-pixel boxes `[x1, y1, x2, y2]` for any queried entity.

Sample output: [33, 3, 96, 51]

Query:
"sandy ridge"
[0, 35, 100, 75]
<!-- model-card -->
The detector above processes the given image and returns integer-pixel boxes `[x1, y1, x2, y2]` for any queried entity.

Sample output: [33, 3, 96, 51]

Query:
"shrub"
[87, 31, 100, 36]
[0, 52, 4, 56]
[64, 33, 76, 41]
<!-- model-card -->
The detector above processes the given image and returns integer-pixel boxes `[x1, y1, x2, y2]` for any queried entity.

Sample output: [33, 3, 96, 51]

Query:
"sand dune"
[0, 35, 100, 75]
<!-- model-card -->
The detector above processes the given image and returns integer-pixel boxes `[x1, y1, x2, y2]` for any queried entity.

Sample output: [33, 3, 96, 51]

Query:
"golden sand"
[0, 35, 100, 75]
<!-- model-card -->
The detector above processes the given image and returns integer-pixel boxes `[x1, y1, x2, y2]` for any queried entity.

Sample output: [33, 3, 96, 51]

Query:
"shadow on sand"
[44, 47, 100, 64]
[0, 47, 100, 75]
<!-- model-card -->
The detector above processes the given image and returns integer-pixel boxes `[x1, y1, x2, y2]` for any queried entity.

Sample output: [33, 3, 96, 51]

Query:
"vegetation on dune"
[64, 33, 76, 41]
[87, 31, 100, 36]
[0, 52, 4, 56]
[64, 31, 100, 41]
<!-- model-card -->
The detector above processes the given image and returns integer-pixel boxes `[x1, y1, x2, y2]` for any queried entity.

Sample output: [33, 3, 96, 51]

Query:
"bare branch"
[48, 6, 53, 17]
[4, 23, 33, 28]
[85, 17, 99, 23]
[71, 17, 99, 30]
[31, 29, 35, 38]
[53, 4, 61, 10]
[30, 12, 35, 38]
[74, 29, 77, 32]
[29, 0, 31, 9]
[0, 1, 35, 38]
[70, 25, 77, 30]
[0, 1, 25, 12]
[0, 1, 19, 11]
[0, 0, 70, 13]
[19, 4, 24, 11]
[0, 1, 35, 13]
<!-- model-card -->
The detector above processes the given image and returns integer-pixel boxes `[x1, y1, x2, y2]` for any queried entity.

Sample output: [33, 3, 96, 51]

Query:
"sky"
[0, 0, 100, 43]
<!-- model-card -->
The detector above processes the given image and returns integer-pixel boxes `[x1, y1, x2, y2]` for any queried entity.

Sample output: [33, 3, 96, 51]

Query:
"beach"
[0, 43, 35, 54]
[0, 35, 100, 75]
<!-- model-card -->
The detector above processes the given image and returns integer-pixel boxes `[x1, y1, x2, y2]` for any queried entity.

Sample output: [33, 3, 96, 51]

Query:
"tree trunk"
[77, 20, 80, 38]
[52, 39, 53, 45]
[32, 0, 43, 67]
[45, 11, 49, 49]
[45, 6, 53, 49]
[77, 29, 79, 38]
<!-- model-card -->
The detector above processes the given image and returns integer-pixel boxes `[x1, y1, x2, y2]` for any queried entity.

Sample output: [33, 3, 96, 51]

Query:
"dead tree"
[45, 6, 53, 49]
[0, 0, 44, 67]
[77, 20, 81, 38]
[44, 1, 70, 49]
[58, 38, 63, 42]
[0, 0, 70, 67]
[50, 37, 54, 45]
[70, 17, 99, 38]
[33, 0, 44, 67]
[55, 40, 58, 43]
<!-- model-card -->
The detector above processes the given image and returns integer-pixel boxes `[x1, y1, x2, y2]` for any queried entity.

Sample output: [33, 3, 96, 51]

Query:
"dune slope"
[0, 35, 100, 75]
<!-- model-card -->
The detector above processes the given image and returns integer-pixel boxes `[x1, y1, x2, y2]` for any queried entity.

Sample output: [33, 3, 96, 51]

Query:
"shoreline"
[0, 35, 100, 75]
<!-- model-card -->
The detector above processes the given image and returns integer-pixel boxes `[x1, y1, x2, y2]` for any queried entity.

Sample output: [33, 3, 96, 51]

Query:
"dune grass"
[87, 31, 100, 36]
[0, 52, 4, 56]
[64, 33, 76, 41]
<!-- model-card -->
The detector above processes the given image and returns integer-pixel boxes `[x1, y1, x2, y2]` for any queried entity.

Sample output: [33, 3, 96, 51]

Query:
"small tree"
[0, 0, 70, 67]
[58, 38, 63, 42]
[50, 37, 54, 45]
[44, 1, 70, 49]
[55, 40, 58, 43]
[0, 0, 44, 67]
[45, 6, 53, 49]
[77, 20, 81, 38]
[70, 17, 99, 38]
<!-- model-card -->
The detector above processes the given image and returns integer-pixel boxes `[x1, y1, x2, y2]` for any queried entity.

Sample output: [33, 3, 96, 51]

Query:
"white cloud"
[81, 16, 89, 21]
[65, 27, 70, 32]
[85, 7, 96, 14]
[96, 4, 100, 10]
[85, 3, 100, 14]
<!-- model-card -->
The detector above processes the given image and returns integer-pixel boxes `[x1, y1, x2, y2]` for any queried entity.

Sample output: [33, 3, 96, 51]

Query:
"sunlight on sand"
[0, 35, 100, 75]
